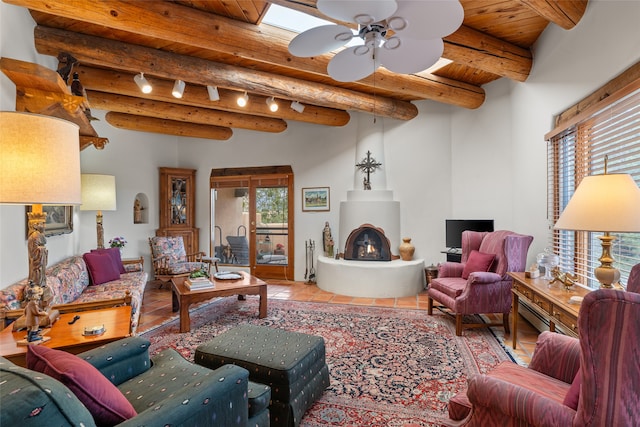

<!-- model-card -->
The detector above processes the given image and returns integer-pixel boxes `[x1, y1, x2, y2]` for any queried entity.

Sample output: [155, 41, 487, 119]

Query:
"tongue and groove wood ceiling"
[4, 0, 587, 141]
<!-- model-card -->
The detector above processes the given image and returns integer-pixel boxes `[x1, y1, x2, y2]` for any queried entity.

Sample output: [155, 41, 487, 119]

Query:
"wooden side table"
[509, 272, 591, 349]
[0, 306, 131, 367]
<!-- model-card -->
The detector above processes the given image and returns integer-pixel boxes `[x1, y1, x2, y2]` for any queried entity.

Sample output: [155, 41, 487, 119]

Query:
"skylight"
[262, 4, 331, 34]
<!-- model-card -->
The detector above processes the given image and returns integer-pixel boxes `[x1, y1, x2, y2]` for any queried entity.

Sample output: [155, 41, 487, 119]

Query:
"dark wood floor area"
[138, 280, 540, 364]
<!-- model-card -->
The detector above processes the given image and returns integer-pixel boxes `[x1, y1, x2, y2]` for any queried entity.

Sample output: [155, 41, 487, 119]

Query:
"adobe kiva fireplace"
[343, 224, 395, 261]
[316, 118, 424, 299]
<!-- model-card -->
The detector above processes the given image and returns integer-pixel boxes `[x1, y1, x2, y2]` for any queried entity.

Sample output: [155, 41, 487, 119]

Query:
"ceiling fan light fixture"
[387, 16, 407, 31]
[290, 101, 305, 113]
[354, 45, 371, 56]
[134, 72, 152, 94]
[384, 37, 401, 50]
[207, 85, 220, 101]
[237, 91, 248, 107]
[335, 31, 354, 42]
[354, 13, 374, 26]
[172, 79, 185, 98]
[293, 0, 463, 82]
[266, 97, 278, 112]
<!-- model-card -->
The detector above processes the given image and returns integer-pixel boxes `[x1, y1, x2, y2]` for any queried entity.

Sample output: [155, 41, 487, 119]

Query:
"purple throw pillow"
[26, 345, 137, 426]
[563, 369, 582, 410]
[91, 247, 126, 274]
[83, 252, 121, 285]
[462, 250, 496, 279]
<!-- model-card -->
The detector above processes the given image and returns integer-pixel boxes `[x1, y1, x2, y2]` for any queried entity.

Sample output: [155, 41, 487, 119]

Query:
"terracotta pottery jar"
[399, 238, 415, 261]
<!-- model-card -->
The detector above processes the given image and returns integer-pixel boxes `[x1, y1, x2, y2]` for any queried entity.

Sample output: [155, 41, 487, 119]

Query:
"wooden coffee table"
[171, 272, 267, 333]
[0, 305, 132, 367]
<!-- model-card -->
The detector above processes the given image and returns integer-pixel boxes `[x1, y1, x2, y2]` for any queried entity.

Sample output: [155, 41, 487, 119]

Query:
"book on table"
[185, 277, 214, 289]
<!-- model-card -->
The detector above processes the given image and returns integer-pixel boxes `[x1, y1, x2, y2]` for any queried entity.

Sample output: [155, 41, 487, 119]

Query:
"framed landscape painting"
[25, 205, 73, 237]
[302, 187, 330, 212]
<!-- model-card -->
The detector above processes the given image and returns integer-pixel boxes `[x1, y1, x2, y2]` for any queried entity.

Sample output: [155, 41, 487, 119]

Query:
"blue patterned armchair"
[0, 336, 271, 426]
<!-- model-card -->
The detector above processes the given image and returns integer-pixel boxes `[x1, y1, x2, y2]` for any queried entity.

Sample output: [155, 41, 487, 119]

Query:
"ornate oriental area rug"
[141, 297, 512, 426]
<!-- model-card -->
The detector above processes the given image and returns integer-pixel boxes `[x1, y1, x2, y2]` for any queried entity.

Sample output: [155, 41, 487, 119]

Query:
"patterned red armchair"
[448, 278, 640, 426]
[427, 230, 533, 336]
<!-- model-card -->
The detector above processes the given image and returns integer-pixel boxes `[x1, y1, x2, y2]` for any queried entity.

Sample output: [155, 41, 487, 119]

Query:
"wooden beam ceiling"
[2, 0, 588, 142]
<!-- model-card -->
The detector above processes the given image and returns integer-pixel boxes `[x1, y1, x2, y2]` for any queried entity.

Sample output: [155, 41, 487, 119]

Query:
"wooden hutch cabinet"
[156, 167, 199, 255]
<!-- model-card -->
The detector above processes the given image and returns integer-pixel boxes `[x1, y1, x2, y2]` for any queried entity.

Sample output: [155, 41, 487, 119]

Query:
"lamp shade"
[81, 174, 117, 211]
[0, 112, 81, 205]
[554, 173, 640, 232]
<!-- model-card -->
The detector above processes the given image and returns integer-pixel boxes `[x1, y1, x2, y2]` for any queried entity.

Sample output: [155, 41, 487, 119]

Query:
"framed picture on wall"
[25, 205, 73, 238]
[302, 187, 330, 212]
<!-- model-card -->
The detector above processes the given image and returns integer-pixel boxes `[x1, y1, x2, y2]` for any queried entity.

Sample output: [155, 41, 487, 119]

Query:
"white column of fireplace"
[317, 118, 425, 298]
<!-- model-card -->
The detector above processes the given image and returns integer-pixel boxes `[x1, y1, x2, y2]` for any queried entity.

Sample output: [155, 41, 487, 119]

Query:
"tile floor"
[138, 279, 540, 365]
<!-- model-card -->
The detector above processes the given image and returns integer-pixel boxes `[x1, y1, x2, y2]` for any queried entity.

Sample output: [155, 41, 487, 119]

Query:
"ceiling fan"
[288, 0, 464, 82]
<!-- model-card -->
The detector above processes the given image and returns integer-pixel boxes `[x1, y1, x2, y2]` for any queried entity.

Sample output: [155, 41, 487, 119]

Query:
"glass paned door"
[211, 166, 294, 280]
[254, 186, 288, 270]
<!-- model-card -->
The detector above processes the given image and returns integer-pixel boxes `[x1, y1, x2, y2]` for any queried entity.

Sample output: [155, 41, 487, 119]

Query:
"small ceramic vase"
[399, 238, 415, 261]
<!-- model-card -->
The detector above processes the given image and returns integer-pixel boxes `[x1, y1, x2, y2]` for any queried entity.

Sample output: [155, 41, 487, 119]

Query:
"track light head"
[172, 79, 186, 98]
[290, 100, 305, 113]
[207, 85, 220, 101]
[266, 96, 278, 112]
[237, 91, 248, 107]
[134, 72, 152, 94]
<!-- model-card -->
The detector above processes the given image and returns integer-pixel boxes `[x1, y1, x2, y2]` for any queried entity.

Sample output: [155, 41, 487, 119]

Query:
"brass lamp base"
[595, 233, 621, 289]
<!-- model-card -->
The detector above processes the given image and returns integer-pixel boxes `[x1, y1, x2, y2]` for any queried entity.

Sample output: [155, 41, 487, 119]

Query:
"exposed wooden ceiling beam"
[105, 112, 233, 140]
[86, 90, 288, 133]
[519, 0, 588, 30]
[76, 65, 351, 127]
[33, 26, 420, 120]
[444, 26, 532, 82]
[15, 0, 486, 108]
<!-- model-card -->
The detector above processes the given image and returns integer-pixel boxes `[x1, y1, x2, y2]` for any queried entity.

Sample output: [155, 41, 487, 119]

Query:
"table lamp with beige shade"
[81, 174, 117, 249]
[554, 163, 640, 289]
[0, 112, 81, 338]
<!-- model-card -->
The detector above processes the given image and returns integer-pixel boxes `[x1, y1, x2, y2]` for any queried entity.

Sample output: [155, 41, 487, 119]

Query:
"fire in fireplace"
[343, 224, 394, 261]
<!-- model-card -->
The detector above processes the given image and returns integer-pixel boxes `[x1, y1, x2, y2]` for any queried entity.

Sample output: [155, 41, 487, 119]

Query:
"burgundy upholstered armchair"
[447, 275, 640, 427]
[427, 230, 533, 336]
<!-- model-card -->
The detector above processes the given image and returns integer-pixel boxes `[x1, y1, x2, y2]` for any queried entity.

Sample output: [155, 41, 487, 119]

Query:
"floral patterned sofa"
[0, 254, 147, 333]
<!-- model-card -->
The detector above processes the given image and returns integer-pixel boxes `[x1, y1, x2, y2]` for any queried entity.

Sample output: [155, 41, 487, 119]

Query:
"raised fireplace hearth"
[343, 224, 394, 261]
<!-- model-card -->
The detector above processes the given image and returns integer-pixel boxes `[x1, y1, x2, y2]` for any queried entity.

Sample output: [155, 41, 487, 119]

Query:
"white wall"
[2, 1, 639, 285]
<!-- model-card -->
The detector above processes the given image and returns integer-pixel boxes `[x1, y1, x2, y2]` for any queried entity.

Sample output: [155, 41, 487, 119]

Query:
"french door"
[210, 166, 294, 280]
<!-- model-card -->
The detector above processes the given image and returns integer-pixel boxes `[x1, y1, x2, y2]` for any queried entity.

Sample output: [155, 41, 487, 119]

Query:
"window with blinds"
[547, 86, 640, 289]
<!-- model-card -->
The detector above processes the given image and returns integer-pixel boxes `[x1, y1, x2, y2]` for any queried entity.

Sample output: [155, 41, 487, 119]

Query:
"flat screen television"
[445, 219, 494, 249]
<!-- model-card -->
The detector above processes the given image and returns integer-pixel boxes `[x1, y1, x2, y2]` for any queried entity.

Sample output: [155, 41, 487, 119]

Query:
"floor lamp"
[81, 174, 117, 249]
[554, 171, 640, 288]
[0, 112, 81, 291]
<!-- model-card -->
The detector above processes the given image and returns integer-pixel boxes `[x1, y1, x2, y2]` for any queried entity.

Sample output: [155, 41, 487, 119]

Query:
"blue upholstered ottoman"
[195, 324, 330, 427]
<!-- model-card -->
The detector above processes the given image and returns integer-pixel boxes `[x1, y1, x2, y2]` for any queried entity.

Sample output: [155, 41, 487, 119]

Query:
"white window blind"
[547, 87, 640, 289]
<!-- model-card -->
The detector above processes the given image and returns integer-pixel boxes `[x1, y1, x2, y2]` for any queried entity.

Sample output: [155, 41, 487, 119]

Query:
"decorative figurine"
[322, 222, 333, 256]
[24, 284, 49, 342]
[550, 266, 578, 290]
[134, 198, 143, 223]
[56, 52, 78, 84]
[27, 220, 48, 289]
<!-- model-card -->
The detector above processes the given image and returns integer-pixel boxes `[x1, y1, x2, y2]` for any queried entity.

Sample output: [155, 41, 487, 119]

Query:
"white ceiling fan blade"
[379, 37, 443, 74]
[389, 0, 464, 39]
[328, 46, 380, 82]
[318, 0, 397, 25]
[288, 25, 354, 57]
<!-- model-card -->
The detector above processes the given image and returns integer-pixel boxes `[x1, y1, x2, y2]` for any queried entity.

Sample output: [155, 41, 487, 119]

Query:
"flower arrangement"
[109, 236, 127, 248]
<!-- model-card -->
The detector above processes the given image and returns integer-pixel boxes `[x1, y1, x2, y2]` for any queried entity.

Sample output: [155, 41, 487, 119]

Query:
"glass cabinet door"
[170, 177, 188, 225]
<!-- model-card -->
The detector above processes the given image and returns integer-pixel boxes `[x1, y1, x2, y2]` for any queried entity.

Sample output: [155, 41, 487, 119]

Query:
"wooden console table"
[509, 272, 592, 349]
